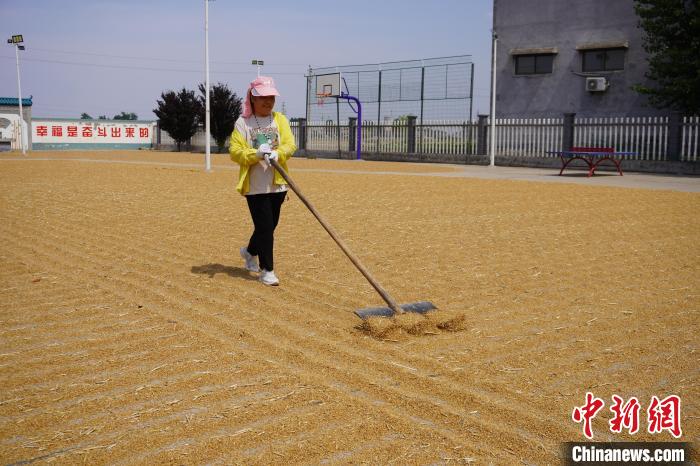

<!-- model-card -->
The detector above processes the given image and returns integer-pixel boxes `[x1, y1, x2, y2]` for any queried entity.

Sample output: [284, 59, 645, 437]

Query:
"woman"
[229, 76, 296, 286]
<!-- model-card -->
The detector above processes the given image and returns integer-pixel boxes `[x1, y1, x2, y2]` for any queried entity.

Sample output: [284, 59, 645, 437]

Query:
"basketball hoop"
[316, 92, 332, 106]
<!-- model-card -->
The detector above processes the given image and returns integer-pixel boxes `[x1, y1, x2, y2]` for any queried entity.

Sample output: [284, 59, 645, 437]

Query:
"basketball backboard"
[315, 72, 342, 97]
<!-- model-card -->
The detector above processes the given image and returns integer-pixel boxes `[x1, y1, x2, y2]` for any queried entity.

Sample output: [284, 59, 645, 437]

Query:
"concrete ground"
[292, 160, 700, 193]
[416, 164, 700, 193]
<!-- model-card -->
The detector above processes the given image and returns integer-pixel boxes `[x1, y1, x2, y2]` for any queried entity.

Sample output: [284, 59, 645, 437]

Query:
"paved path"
[443, 164, 700, 193]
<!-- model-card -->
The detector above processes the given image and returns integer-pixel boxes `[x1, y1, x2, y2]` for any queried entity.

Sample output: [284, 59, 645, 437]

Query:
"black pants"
[245, 191, 286, 271]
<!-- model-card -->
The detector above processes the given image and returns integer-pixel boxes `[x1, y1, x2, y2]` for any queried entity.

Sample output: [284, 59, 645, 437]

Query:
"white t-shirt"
[234, 114, 288, 196]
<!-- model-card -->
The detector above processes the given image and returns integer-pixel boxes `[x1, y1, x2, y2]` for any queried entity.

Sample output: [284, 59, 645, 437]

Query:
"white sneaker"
[240, 247, 260, 273]
[259, 269, 279, 286]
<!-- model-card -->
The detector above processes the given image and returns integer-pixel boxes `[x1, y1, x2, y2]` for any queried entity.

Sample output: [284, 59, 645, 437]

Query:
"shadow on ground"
[191, 264, 257, 280]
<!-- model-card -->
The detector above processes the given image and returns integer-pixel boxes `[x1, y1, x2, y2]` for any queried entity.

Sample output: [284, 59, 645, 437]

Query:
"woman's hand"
[256, 143, 271, 159]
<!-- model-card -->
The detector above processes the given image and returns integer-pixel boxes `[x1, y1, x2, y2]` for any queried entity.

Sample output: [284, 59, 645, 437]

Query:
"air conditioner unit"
[586, 77, 608, 92]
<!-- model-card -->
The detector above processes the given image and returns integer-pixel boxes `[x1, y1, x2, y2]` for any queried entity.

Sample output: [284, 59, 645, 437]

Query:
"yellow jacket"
[229, 111, 296, 195]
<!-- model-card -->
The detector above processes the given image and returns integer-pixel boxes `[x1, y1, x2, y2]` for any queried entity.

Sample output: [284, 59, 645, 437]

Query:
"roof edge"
[510, 47, 558, 55]
[0, 97, 33, 106]
[576, 41, 629, 50]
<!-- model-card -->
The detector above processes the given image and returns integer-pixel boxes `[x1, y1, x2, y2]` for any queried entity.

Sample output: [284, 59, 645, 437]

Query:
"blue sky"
[0, 0, 494, 120]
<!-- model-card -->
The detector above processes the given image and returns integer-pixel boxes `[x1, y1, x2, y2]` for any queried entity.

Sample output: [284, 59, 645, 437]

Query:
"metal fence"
[158, 128, 216, 150]
[496, 118, 563, 157]
[363, 122, 410, 153]
[156, 115, 698, 162]
[290, 115, 699, 161]
[292, 120, 479, 155]
[574, 116, 668, 161]
[418, 121, 479, 155]
[682, 116, 699, 161]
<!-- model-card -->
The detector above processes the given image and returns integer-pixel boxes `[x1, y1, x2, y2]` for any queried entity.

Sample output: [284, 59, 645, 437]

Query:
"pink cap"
[251, 76, 280, 97]
[242, 76, 280, 118]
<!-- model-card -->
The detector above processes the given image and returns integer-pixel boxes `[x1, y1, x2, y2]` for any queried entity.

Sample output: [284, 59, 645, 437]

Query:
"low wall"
[153, 142, 699, 176]
[299, 150, 700, 176]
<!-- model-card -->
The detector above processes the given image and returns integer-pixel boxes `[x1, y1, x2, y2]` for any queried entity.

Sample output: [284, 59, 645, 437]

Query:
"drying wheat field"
[1, 151, 698, 464]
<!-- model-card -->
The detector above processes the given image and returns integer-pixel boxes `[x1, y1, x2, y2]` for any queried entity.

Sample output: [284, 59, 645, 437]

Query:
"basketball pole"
[339, 94, 362, 161]
[314, 73, 362, 160]
[204, 0, 212, 172]
[489, 31, 497, 167]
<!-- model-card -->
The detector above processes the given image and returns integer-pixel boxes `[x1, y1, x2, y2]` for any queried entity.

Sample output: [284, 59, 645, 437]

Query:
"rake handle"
[270, 159, 403, 315]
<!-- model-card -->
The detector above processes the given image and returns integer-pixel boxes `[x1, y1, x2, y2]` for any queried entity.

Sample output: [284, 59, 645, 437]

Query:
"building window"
[581, 48, 626, 72]
[514, 54, 554, 75]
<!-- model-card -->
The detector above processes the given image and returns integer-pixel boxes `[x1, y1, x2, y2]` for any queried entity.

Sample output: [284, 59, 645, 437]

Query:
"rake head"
[354, 301, 437, 320]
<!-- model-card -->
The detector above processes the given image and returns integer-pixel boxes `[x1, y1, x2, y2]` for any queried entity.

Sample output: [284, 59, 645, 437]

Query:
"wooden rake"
[269, 158, 437, 319]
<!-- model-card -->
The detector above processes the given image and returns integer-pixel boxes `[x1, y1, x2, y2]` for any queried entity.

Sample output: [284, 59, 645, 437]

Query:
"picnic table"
[547, 147, 636, 177]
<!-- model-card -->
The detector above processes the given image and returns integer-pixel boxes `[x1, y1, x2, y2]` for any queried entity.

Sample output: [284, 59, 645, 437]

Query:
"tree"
[80, 113, 93, 120]
[98, 115, 107, 120]
[153, 88, 202, 151]
[197, 82, 242, 153]
[634, 0, 700, 114]
[113, 111, 138, 120]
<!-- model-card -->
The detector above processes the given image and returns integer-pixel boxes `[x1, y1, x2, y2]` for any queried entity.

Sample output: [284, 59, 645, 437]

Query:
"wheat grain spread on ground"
[0, 151, 698, 464]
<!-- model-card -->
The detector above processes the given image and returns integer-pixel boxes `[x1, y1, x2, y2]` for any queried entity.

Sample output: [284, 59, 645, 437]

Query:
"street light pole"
[8, 35, 26, 155]
[251, 59, 264, 77]
[204, 0, 211, 172]
[15, 44, 25, 155]
[489, 31, 498, 167]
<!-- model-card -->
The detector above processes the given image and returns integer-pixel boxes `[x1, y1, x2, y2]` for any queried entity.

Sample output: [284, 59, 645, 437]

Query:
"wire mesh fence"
[306, 55, 474, 125]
